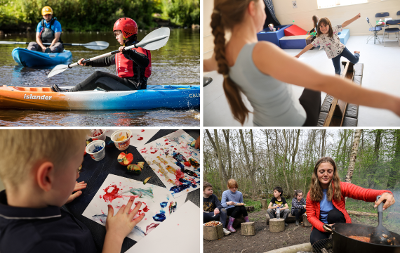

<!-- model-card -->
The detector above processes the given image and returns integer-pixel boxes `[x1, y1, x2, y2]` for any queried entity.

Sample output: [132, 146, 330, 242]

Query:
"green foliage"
[0, 0, 199, 31]
[243, 199, 262, 212]
[161, 0, 199, 26]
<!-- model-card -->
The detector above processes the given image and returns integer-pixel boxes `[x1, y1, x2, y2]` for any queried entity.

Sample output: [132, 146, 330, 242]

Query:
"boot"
[51, 84, 69, 92]
[244, 216, 249, 222]
[227, 217, 236, 232]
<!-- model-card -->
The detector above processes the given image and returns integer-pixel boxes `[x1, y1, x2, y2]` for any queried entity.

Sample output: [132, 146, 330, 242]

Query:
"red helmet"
[113, 18, 138, 39]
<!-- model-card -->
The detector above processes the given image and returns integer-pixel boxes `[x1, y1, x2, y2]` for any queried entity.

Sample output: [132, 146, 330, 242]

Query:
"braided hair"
[210, 0, 257, 125]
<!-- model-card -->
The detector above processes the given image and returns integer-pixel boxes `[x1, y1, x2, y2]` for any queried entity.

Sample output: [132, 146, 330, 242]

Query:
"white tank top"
[229, 43, 306, 126]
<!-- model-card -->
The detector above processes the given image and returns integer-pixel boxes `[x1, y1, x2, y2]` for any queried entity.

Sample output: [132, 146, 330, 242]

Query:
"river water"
[0, 28, 200, 126]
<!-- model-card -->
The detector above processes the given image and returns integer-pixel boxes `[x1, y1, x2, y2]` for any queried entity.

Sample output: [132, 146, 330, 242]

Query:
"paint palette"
[82, 174, 185, 242]
[139, 130, 200, 198]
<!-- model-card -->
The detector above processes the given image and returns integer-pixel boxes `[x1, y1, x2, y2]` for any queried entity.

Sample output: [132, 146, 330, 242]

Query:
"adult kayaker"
[27, 6, 63, 53]
[52, 17, 151, 92]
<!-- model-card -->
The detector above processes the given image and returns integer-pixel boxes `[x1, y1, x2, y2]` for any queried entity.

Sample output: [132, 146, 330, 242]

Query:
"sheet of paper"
[126, 201, 200, 253]
[82, 174, 184, 242]
[139, 129, 200, 198]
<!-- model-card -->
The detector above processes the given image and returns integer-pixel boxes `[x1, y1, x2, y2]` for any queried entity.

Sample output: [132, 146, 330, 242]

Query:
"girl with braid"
[204, 0, 400, 126]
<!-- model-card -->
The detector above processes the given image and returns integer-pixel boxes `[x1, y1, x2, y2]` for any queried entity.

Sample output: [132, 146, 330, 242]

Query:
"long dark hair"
[317, 17, 333, 37]
[211, 0, 258, 125]
[312, 15, 319, 30]
[309, 157, 342, 202]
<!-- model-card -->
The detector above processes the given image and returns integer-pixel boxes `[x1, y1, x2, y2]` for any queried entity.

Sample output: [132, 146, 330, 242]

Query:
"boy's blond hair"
[0, 129, 89, 186]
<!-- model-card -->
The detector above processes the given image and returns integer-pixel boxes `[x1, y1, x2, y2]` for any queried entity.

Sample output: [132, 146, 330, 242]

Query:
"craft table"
[65, 129, 200, 253]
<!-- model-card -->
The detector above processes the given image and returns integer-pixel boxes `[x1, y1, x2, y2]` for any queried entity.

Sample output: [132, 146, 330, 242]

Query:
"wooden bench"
[317, 62, 364, 127]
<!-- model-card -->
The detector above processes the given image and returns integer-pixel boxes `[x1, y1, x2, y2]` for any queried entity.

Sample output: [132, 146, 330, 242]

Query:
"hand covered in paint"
[106, 197, 145, 240]
[214, 208, 220, 215]
[374, 192, 395, 211]
[65, 181, 87, 204]
[78, 58, 87, 66]
[119, 46, 125, 52]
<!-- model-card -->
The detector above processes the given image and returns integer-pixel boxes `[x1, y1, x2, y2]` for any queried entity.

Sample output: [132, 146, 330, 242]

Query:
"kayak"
[0, 85, 200, 111]
[11, 48, 72, 68]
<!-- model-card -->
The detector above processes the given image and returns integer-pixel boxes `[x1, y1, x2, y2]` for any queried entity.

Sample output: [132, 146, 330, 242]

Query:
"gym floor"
[203, 34, 400, 127]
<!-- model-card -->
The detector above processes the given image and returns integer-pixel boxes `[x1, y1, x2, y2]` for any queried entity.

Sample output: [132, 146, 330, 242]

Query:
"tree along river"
[0, 28, 200, 126]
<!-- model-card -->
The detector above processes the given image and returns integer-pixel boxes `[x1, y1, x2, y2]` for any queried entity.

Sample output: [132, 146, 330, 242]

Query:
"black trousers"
[299, 88, 321, 126]
[292, 208, 306, 221]
[310, 207, 346, 246]
[226, 206, 248, 219]
[70, 71, 144, 92]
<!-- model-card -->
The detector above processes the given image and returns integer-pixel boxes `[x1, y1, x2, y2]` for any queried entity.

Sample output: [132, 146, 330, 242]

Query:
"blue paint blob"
[160, 202, 168, 208]
[175, 161, 185, 170]
[153, 211, 166, 222]
[92, 145, 103, 152]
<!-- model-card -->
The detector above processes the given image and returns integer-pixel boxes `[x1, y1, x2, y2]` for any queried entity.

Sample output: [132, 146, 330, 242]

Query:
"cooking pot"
[333, 223, 400, 253]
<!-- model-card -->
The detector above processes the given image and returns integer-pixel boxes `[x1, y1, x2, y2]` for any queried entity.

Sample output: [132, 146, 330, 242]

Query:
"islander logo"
[189, 93, 200, 98]
[24, 94, 52, 100]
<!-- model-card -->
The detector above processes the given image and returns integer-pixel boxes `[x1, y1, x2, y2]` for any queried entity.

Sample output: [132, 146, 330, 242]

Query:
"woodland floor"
[203, 209, 398, 253]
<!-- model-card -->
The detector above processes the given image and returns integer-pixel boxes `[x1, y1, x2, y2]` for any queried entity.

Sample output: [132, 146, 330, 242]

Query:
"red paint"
[143, 206, 150, 212]
[102, 185, 123, 203]
[184, 161, 191, 167]
[165, 143, 169, 145]
[174, 148, 177, 150]
[138, 137, 143, 140]
[141, 129, 145, 132]
[99, 195, 102, 199]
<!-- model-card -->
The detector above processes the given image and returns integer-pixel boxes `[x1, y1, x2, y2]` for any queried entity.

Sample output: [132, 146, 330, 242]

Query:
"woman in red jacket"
[306, 157, 395, 248]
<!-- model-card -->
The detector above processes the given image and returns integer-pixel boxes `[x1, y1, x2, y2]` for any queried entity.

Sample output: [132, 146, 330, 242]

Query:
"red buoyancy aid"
[115, 47, 151, 78]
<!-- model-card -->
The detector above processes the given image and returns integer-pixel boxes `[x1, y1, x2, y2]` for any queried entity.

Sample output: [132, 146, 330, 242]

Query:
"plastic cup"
[86, 140, 106, 161]
[111, 130, 132, 151]
[87, 129, 106, 141]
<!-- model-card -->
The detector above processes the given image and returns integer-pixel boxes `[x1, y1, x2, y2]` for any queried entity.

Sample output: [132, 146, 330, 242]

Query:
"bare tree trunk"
[239, 130, 257, 196]
[387, 130, 400, 189]
[206, 130, 228, 190]
[290, 129, 301, 190]
[222, 129, 233, 179]
[281, 130, 290, 192]
[320, 129, 326, 157]
[345, 129, 362, 183]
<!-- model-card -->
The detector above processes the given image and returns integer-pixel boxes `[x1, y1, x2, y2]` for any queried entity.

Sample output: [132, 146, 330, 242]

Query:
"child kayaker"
[52, 17, 151, 92]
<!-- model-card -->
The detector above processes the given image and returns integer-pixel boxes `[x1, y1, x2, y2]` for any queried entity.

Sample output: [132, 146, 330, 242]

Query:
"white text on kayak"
[189, 93, 200, 98]
[24, 94, 53, 100]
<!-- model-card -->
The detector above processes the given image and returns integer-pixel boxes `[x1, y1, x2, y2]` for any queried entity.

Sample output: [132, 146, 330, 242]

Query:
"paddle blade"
[83, 41, 109, 50]
[136, 27, 170, 50]
[48, 64, 69, 78]
[0, 41, 28, 45]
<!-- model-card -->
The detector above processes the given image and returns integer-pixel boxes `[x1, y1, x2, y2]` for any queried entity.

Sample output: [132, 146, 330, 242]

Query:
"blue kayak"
[12, 48, 72, 68]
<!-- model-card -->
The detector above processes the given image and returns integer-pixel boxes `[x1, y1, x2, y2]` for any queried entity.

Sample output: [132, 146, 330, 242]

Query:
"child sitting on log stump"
[221, 179, 248, 233]
[291, 189, 306, 226]
[267, 186, 290, 226]
[203, 181, 231, 236]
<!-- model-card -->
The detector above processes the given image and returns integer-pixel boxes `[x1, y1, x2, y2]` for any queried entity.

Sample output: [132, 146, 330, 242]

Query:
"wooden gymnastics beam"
[323, 61, 354, 126]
